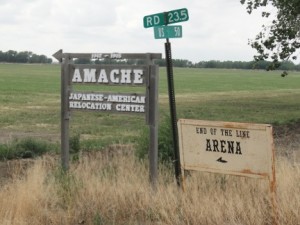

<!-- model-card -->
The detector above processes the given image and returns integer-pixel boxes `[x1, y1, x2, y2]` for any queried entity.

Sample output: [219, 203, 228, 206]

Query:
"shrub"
[0, 138, 56, 160]
[136, 115, 174, 164]
[0, 144, 12, 160]
[15, 138, 49, 158]
[70, 134, 80, 154]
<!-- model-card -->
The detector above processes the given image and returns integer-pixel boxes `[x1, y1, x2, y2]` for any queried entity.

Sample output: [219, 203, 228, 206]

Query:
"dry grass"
[0, 146, 299, 225]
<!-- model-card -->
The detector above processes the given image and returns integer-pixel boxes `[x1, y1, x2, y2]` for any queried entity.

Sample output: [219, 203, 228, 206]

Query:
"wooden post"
[147, 54, 159, 187]
[269, 127, 279, 225]
[61, 53, 70, 171]
[270, 178, 279, 225]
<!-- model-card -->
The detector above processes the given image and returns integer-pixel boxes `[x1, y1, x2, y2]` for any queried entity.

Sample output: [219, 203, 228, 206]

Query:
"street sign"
[154, 25, 182, 39]
[143, 12, 165, 28]
[167, 8, 189, 25]
[143, 8, 189, 187]
[143, 8, 189, 28]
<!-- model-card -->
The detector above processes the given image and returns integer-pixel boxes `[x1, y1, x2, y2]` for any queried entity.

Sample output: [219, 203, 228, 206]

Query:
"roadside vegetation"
[0, 138, 57, 160]
[0, 148, 299, 225]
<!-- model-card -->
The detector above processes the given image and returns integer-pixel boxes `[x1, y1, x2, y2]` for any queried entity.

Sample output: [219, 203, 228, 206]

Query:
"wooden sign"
[178, 119, 278, 224]
[178, 119, 275, 179]
[53, 50, 161, 187]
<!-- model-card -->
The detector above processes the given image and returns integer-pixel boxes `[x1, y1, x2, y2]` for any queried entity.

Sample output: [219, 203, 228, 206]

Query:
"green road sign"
[154, 25, 182, 39]
[167, 8, 189, 25]
[143, 12, 165, 28]
[143, 8, 189, 28]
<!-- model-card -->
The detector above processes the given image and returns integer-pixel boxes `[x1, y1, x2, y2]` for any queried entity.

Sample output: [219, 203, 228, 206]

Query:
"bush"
[136, 115, 174, 164]
[0, 138, 56, 160]
[15, 138, 49, 158]
[70, 134, 80, 154]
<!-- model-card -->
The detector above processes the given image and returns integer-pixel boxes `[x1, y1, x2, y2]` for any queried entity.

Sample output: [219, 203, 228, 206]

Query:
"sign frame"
[53, 50, 162, 186]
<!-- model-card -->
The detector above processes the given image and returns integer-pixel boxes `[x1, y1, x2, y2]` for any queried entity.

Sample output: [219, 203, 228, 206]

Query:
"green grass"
[167, 68, 300, 93]
[164, 68, 300, 124]
[0, 64, 299, 150]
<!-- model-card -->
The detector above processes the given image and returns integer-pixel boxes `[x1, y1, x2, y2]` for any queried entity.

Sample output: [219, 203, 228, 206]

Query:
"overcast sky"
[0, 0, 275, 62]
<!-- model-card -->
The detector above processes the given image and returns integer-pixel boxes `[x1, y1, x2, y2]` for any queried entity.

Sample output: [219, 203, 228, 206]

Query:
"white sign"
[72, 68, 144, 85]
[70, 65, 148, 86]
[178, 119, 275, 179]
[69, 92, 146, 114]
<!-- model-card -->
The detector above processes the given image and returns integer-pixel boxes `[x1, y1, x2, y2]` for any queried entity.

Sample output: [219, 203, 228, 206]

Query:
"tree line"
[1, 49, 299, 71]
[0, 50, 52, 64]
[169, 59, 300, 71]
[74, 57, 300, 71]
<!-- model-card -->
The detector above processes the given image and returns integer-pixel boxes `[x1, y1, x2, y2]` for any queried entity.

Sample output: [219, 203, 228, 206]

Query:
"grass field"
[0, 63, 300, 224]
[0, 64, 299, 149]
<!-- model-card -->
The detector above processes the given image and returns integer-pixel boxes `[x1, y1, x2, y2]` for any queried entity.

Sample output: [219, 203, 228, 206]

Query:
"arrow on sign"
[216, 157, 228, 163]
[52, 49, 63, 62]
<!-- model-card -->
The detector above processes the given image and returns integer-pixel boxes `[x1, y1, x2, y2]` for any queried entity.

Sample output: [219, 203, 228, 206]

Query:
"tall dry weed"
[0, 148, 299, 225]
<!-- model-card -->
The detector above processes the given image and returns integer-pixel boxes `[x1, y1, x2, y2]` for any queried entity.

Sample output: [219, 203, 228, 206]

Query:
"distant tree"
[16, 51, 32, 63]
[241, 0, 300, 74]
[0, 50, 52, 63]
[6, 50, 17, 62]
[278, 60, 295, 71]
[0, 51, 4, 62]
[39, 55, 47, 63]
[28, 54, 40, 63]
[155, 59, 166, 67]
[172, 59, 193, 67]
[192, 60, 300, 70]
[204, 60, 219, 68]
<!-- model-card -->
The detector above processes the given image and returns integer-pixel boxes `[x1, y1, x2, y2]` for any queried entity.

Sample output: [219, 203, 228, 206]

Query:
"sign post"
[164, 40, 182, 186]
[61, 53, 71, 171]
[143, 8, 189, 186]
[53, 50, 161, 186]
